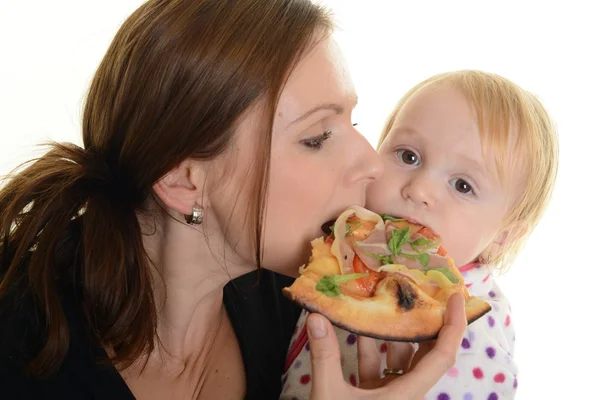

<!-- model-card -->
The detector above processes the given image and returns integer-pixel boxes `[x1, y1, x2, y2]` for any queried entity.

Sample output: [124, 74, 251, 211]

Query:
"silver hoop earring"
[185, 202, 204, 225]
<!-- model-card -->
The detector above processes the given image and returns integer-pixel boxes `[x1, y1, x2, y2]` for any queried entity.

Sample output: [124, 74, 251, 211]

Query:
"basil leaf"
[418, 253, 430, 268]
[315, 273, 369, 297]
[315, 276, 340, 297]
[412, 238, 432, 247]
[376, 254, 394, 265]
[425, 267, 459, 284]
[381, 214, 403, 222]
[346, 221, 362, 237]
[388, 227, 410, 255]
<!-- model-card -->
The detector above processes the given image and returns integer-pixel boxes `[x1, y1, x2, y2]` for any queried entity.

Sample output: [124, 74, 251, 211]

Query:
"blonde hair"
[379, 70, 559, 271]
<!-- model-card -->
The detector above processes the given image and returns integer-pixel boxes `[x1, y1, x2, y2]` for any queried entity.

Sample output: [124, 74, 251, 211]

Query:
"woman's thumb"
[307, 313, 345, 399]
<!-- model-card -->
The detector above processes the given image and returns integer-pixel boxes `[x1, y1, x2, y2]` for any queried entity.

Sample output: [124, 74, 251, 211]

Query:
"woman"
[0, 0, 466, 398]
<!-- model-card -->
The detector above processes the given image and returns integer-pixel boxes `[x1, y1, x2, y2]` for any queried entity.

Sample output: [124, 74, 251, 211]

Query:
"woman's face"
[209, 36, 383, 276]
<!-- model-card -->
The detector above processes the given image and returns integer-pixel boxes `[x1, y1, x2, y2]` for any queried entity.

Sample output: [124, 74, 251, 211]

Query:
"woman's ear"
[152, 159, 208, 216]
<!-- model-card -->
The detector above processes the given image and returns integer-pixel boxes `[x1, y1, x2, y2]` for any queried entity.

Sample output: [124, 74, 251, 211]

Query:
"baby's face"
[367, 84, 522, 267]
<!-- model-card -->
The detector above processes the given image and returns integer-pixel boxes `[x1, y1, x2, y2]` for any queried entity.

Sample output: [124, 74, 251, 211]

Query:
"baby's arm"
[423, 272, 518, 400]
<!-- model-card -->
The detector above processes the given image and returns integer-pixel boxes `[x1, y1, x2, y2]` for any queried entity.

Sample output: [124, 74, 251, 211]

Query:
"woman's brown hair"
[0, 0, 332, 377]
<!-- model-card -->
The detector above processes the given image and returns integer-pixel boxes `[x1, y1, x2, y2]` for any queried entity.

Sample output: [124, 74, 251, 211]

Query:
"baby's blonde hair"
[378, 70, 559, 271]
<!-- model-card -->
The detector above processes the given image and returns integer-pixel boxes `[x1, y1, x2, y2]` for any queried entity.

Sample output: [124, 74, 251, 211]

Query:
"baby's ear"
[484, 223, 529, 263]
[496, 222, 528, 247]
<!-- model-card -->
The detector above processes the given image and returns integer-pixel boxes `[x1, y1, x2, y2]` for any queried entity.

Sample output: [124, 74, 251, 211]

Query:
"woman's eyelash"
[302, 130, 332, 149]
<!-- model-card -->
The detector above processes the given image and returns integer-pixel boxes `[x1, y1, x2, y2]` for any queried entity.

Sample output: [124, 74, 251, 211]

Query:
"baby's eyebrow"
[390, 126, 420, 138]
[455, 154, 493, 182]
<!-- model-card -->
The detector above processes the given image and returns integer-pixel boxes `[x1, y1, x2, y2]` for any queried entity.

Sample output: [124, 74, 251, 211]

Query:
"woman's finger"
[306, 314, 347, 400]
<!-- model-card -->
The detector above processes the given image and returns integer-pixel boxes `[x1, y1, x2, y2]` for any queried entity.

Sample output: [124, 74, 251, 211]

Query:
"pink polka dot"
[380, 343, 388, 353]
[447, 367, 460, 377]
[505, 314, 511, 327]
[494, 373, 506, 383]
[349, 373, 357, 387]
[482, 274, 490, 283]
[300, 374, 311, 385]
[473, 367, 484, 379]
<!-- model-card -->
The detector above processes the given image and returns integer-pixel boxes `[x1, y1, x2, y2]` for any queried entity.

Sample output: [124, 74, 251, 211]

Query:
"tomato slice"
[417, 226, 437, 240]
[352, 255, 382, 296]
[416, 226, 447, 256]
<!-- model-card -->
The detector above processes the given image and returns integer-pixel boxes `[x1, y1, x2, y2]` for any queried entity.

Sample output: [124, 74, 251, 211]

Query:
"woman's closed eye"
[450, 177, 475, 195]
[395, 148, 421, 166]
[301, 130, 332, 150]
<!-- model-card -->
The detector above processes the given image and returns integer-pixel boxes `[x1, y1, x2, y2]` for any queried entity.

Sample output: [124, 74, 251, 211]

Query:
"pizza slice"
[282, 206, 491, 342]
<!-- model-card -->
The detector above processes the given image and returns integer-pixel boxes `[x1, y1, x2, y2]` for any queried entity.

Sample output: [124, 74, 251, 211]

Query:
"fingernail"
[307, 315, 327, 339]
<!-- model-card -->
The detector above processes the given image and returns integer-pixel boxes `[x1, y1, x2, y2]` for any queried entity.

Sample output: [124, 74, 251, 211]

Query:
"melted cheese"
[378, 264, 457, 289]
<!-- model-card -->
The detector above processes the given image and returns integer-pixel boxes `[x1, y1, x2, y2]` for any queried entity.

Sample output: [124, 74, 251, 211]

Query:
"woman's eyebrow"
[287, 96, 358, 128]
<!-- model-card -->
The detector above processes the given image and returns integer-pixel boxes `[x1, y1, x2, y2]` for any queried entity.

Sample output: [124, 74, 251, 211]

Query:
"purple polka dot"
[468, 330, 476, 341]
[305, 342, 310, 351]
[489, 290, 496, 298]
[464, 394, 473, 400]
[486, 346, 496, 358]
[346, 334, 357, 345]
[437, 394, 450, 400]
[294, 360, 302, 369]
[514, 377, 519, 388]
[461, 338, 471, 349]
[488, 315, 496, 327]
[488, 393, 498, 400]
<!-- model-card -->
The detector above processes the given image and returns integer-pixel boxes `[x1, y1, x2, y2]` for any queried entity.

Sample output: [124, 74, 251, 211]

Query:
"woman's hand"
[307, 293, 466, 400]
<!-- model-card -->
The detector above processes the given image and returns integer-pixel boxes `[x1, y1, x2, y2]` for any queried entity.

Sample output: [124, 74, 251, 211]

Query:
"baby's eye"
[450, 178, 474, 195]
[396, 149, 420, 166]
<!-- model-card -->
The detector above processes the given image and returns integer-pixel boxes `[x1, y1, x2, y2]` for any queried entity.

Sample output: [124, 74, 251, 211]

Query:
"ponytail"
[0, 142, 156, 377]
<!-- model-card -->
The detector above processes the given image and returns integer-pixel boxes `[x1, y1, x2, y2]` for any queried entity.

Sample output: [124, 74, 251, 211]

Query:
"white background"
[1, 1, 598, 398]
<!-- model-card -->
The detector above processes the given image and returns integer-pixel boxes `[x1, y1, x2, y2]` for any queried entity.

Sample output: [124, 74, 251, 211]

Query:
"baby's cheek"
[443, 233, 481, 267]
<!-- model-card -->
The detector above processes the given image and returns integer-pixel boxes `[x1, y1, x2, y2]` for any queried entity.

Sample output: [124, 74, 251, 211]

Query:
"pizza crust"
[283, 237, 492, 342]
